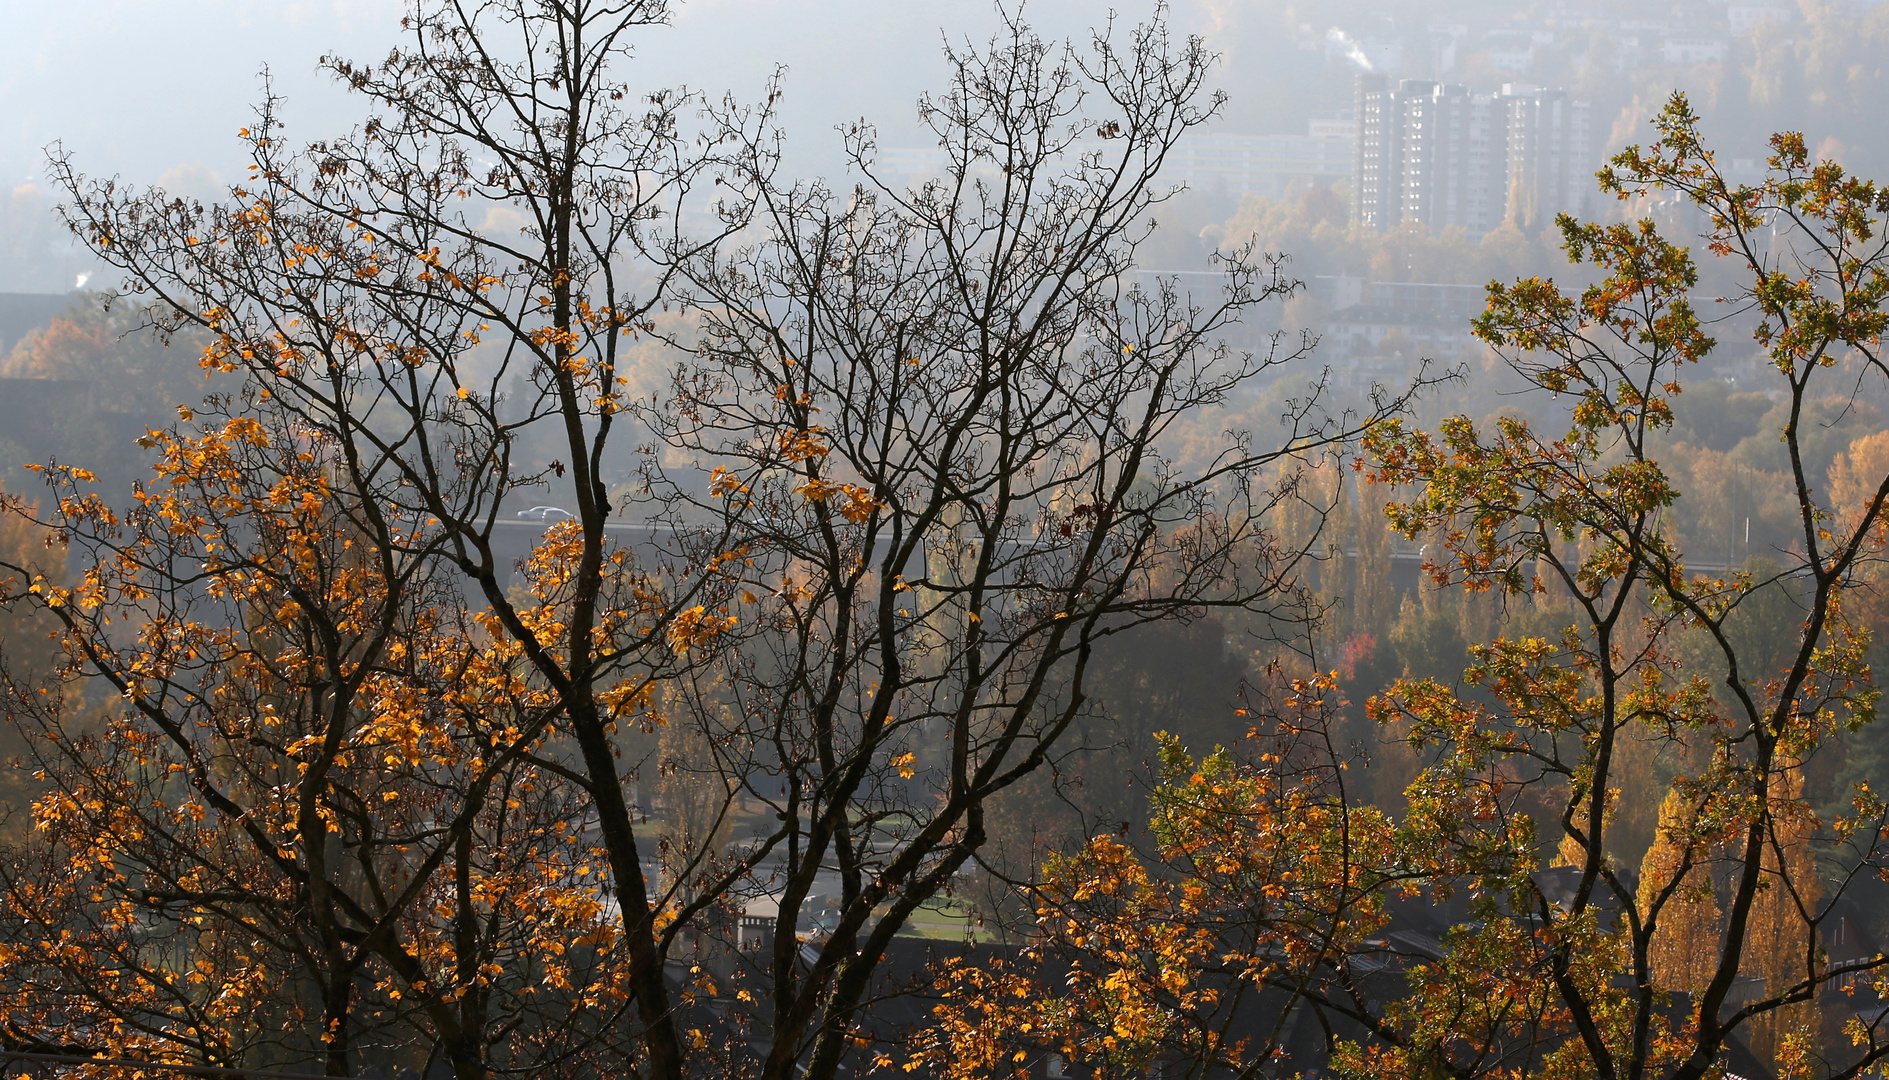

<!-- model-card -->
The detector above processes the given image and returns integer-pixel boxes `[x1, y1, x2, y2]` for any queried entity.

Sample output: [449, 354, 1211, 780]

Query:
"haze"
[5, 3, 1889, 1077]
[10, 1, 1873, 195]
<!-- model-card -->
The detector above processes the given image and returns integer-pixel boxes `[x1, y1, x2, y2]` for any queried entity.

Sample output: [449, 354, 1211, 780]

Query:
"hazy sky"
[0, 0, 1175, 193]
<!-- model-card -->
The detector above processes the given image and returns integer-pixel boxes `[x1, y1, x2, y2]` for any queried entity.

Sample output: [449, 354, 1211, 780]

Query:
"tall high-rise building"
[1401, 82, 1510, 236]
[1503, 86, 1594, 229]
[1353, 75, 1591, 236]
[1353, 75, 1402, 231]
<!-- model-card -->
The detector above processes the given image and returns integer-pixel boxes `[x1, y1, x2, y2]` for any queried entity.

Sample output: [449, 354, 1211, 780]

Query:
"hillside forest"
[1, 3, 1889, 1080]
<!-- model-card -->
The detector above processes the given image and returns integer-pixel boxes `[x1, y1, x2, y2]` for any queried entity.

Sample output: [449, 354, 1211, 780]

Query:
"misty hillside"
[3, 3, 1889, 1079]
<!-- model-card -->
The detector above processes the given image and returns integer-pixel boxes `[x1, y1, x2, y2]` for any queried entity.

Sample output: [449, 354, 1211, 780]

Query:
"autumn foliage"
[0, 2, 1379, 1079]
[911, 95, 1889, 1080]
[5, 0, 1889, 1072]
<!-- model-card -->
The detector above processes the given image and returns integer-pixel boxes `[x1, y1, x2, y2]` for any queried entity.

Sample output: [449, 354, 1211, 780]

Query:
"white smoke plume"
[1326, 27, 1374, 72]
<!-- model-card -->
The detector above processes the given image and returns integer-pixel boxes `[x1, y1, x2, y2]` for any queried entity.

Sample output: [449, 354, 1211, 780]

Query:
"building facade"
[1354, 75, 1592, 236]
[1354, 75, 1404, 232]
[1399, 81, 1510, 236]
[1504, 86, 1594, 229]
[1158, 128, 1356, 201]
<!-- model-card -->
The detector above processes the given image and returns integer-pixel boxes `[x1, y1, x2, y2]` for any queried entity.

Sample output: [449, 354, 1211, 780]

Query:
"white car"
[516, 505, 575, 522]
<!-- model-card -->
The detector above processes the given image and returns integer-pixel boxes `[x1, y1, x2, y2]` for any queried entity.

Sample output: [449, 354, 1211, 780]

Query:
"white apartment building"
[1354, 75, 1593, 235]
